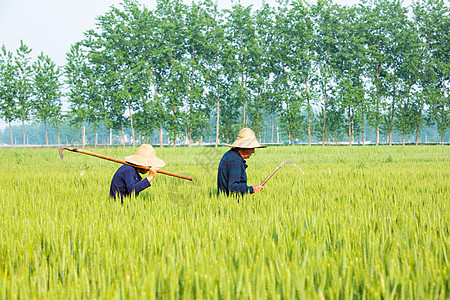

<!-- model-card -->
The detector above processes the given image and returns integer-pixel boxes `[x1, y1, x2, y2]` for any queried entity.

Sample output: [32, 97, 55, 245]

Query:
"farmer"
[217, 127, 267, 196]
[110, 144, 165, 203]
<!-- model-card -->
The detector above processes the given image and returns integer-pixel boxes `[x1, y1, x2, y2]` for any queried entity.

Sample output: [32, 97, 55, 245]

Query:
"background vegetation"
[1, 0, 449, 147]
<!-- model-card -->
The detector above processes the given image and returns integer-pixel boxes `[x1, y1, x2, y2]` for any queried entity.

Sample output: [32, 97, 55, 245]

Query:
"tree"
[240, 4, 274, 140]
[95, 1, 140, 147]
[65, 43, 89, 147]
[362, 0, 408, 146]
[155, 0, 188, 147]
[393, 14, 423, 145]
[0, 46, 17, 146]
[184, 1, 214, 146]
[315, 91, 346, 145]
[224, 4, 258, 128]
[14, 41, 33, 148]
[313, 0, 340, 146]
[32, 53, 62, 147]
[125, 2, 160, 145]
[203, 2, 229, 147]
[333, 5, 367, 146]
[412, 0, 443, 145]
[83, 56, 103, 147]
[268, 3, 305, 145]
[416, 0, 450, 145]
[288, 0, 317, 146]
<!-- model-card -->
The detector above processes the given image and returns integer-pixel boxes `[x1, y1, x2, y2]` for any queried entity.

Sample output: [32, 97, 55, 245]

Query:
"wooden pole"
[59, 146, 194, 181]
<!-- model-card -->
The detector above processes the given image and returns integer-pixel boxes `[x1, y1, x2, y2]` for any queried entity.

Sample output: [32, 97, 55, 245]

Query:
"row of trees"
[1, 0, 449, 148]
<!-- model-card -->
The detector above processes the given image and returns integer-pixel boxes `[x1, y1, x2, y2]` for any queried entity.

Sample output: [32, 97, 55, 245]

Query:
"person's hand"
[147, 168, 158, 182]
[252, 185, 263, 193]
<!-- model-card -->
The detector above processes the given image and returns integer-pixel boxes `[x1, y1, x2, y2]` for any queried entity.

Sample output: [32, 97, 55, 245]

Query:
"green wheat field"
[0, 146, 449, 299]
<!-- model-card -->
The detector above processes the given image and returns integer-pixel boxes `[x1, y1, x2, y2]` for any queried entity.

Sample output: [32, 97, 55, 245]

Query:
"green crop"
[0, 146, 449, 299]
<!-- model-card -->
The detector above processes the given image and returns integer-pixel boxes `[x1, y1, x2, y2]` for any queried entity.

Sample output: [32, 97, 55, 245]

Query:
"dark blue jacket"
[217, 148, 254, 196]
[110, 165, 150, 202]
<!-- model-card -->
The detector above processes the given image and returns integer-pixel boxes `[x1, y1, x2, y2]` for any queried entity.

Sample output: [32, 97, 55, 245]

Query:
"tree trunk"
[22, 120, 25, 148]
[306, 75, 311, 146]
[242, 76, 247, 128]
[9, 122, 13, 147]
[188, 50, 195, 148]
[376, 126, 379, 146]
[215, 95, 220, 148]
[121, 124, 125, 147]
[271, 120, 274, 144]
[242, 101, 246, 128]
[94, 127, 97, 148]
[45, 122, 49, 148]
[403, 130, 406, 146]
[322, 62, 328, 146]
[127, 96, 135, 147]
[389, 82, 396, 146]
[151, 68, 163, 148]
[57, 127, 61, 147]
[348, 107, 352, 146]
[415, 126, 420, 146]
[362, 120, 365, 146]
[81, 122, 85, 147]
[361, 102, 365, 146]
[375, 49, 381, 146]
[415, 92, 425, 146]
[106, 127, 109, 147]
[442, 74, 446, 145]
[359, 76, 365, 146]
[121, 60, 135, 148]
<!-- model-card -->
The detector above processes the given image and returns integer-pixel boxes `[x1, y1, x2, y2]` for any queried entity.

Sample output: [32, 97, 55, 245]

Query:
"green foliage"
[32, 53, 63, 146]
[0, 46, 18, 145]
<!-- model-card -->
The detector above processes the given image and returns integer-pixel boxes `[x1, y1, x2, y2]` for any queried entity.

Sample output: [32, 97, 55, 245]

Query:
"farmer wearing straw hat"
[110, 144, 165, 203]
[217, 128, 267, 196]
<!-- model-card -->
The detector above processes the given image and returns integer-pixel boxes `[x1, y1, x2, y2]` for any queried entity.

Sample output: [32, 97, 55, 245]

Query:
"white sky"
[0, 0, 421, 130]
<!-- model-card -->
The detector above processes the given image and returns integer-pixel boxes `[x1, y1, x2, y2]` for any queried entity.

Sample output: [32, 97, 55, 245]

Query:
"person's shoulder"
[221, 149, 237, 160]
[118, 164, 136, 173]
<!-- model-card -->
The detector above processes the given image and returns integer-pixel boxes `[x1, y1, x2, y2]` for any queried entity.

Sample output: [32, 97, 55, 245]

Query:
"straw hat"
[125, 144, 165, 168]
[225, 128, 267, 149]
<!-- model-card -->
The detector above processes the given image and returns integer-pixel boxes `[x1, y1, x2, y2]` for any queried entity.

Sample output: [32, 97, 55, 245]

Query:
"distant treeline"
[1, 119, 446, 146]
[0, 0, 449, 148]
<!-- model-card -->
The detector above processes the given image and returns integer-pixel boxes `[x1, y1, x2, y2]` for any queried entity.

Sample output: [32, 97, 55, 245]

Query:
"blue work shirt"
[110, 165, 150, 202]
[217, 148, 254, 196]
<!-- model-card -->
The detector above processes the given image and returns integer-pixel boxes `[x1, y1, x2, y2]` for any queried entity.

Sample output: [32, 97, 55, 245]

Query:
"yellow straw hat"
[225, 128, 267, 149]
[125, 144, 165, 168]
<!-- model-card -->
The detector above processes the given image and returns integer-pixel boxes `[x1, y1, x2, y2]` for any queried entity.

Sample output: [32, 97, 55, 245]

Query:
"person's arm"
[124, 168, 151, 196]
[227, 160, 253, 195]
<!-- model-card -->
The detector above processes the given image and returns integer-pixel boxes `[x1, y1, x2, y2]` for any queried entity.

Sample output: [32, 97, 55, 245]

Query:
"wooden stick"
[59, 146, 194, 181]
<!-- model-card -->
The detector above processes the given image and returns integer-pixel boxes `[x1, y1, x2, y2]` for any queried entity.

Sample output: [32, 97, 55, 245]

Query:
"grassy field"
[0, 145, 449, 299]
